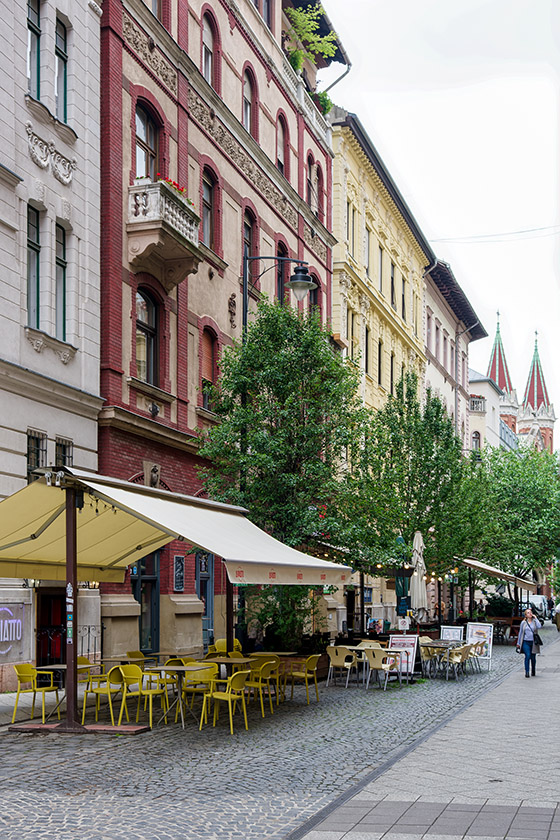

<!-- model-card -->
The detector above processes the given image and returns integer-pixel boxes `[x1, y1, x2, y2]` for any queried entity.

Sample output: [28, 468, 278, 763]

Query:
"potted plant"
[311, 90, 333, 116]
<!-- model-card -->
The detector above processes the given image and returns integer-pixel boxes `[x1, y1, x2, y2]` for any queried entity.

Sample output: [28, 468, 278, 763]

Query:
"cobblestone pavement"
[294, 623, 560, 840]
[0, 628, 556, 840]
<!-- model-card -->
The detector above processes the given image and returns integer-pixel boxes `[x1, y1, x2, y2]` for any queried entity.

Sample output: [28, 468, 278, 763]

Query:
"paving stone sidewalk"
[293, 628, 560, 840]
[0, 629, 555, 840]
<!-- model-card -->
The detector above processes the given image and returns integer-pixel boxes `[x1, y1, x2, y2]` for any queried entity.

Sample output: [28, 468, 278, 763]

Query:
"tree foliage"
[334, 371, 467, 573]
[284, 4, 338, 68]
[197, 300, 365, 546]
[475, 446, 560, 579]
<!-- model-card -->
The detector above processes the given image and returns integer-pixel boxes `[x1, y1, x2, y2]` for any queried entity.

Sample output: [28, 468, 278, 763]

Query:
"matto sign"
[0, 604, 25, 662]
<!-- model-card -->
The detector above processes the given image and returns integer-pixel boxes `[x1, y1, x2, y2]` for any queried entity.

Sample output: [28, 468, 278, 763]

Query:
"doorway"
[36, 588, 66, 674]
[131, 552, 160, 654]
[195, 552, 214, 652]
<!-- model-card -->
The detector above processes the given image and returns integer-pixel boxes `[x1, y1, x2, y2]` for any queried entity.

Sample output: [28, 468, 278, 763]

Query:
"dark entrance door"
[36, 588, 66, 683]
[131, 552, 160, 654]
[195, 552, 214, 652]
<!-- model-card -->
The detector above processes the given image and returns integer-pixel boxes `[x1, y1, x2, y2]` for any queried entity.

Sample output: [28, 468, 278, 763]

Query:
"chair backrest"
[188, 663, 218, 683]
[164, 657, 183, 667]
[120, 664, 144, 689]
[14, 663, 35, 684]
[364, 647, 390, 669]
[106, 665, 124, 687]
[77, 656, 92, 667]
[180, 656, 197, 665]
[305, 654, 321, 673]
[327, 645, 354, 665]
[126, 650, 145, 661]
[255, 660, 276, 680]
[228, 669, 250, 693]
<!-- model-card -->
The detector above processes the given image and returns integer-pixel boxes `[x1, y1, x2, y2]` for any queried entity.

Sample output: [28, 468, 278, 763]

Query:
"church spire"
[487, 312, 513, 392]
[523, 332, 551, 410]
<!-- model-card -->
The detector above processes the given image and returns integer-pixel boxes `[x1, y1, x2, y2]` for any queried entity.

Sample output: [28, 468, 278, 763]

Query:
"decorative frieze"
[26, 122, 76, 185]
[188, 90, 298, 230]
[122, 13, 177, 96]
[303, 222, 327, 263]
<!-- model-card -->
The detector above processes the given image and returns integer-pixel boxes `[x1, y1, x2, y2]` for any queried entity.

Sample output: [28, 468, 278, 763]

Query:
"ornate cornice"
[123, 12, 178, 96]
[188, 89, 299, 230]
[24, 326, 78, 364]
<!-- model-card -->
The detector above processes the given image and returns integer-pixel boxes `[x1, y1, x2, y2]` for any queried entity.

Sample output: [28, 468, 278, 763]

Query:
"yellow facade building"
[330, 108, 426, 411]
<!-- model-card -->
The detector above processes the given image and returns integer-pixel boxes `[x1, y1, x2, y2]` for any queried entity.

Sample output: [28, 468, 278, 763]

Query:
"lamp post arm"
[242, 255, 309, 340]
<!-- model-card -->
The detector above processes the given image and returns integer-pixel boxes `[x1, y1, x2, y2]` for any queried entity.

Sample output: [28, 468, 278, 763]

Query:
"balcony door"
[131, 552, 160, 654]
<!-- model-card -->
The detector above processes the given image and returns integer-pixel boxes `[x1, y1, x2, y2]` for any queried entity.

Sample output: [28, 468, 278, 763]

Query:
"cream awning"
[0, 469, 351, 586]
[460, 557, 537, 594]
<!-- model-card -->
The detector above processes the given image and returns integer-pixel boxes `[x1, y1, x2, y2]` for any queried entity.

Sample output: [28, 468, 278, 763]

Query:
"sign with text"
[173, 555, 185, 592]
[388, 634, 418, 675]
[441, 625, 464, 641]
[0, 604, 26, 663]
[466, 622, 493, 668]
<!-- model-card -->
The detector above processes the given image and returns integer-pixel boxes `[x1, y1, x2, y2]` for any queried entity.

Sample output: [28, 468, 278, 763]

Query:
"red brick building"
[98, 0, 348, 654]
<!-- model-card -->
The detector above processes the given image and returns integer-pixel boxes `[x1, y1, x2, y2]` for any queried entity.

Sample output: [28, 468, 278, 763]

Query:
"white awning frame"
[459, 556, 537, 594]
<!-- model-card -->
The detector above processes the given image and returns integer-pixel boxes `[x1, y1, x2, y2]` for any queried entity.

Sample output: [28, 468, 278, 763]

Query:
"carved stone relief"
[122, 13, 177, 95]
[188, 89, 299, 230]
[26, 123, 76, 185]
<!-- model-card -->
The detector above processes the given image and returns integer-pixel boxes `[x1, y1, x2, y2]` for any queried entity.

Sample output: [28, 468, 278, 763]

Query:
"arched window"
[276, 116, 288, 177]
[316, 165, 324, 220]
[202, 14, 214, 87]
[202, 168, 215, 249]
[201, 328, 218, 410]
[243, 71, 254, 135]
[276, 242, 287, 302]
[243, 210, 258, 286]
[136, 289, 158, 385]
[472, 431, 481, 450]
[308, 276, 320, 312]
[135, 105, 158, 180]
[306, 155, 314, 208]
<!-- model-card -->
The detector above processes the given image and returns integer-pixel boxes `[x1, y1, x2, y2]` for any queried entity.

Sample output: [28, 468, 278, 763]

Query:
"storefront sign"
[466, 621, 493, 669]
[173, 555, 185, 592]
[388, 634, 418, 674]
[0, 604, 26, 662]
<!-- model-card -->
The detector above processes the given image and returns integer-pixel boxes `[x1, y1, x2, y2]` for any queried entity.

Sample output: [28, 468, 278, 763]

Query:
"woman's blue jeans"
[522, 639, 536, 675]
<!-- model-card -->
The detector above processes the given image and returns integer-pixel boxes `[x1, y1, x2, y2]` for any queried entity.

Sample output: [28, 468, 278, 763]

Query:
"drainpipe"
[323, 62, 352, 94]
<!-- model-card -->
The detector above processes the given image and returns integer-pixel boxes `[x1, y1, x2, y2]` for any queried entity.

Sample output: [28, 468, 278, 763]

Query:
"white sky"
[320, 0, 560, 414]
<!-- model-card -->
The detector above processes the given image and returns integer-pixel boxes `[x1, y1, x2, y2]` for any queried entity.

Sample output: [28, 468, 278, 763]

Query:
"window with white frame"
[27, 0, 40, 99]
[55, 224, 67, 341]
[27, 205, 40, 330]
[55, 18, 68, 122]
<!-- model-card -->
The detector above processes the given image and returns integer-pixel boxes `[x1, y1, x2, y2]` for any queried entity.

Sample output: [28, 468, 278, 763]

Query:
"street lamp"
[242, 255, 316, 337]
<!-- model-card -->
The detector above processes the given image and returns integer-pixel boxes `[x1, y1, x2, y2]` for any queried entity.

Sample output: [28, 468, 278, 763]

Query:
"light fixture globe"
[287, 264, 316, 302]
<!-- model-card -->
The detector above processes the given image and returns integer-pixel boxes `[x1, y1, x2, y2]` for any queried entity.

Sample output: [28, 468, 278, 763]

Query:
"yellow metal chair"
[181, 662, 219, 719]
[364, 647, 402, 691]
[12, 663, 61, 724]
[200, 669, 250, 735]
[326, 645, 358, 687]
[286, 654, 320, 704]
[81, 665, 124, 726]
[118, 664, 168, 729]
[244, 660, 276, 717]
[209, 638, 242, 655]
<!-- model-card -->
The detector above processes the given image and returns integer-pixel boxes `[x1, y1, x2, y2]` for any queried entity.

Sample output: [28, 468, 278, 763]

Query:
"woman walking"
[516, 607, 542, 678]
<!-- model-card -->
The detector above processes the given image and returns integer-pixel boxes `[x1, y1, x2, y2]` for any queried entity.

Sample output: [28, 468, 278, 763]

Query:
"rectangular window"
[413, 294, 418, 336]
[351, 207, 356, 256]
[55, 437, 73, 468]
[262, 0, 272, 27]
[435, 324, 440, 360]
[365, 326, 370, 374]
[401, 278, 406, 321]
[378, 246, 383, 292]
[450, 342, 455, 376]
[347, 308, 355, 359]
[152, 0, 162, 20]
[346, 200, 351, 243]
[443, 335, 448, 370]
[365, 228, 371, 277]
[390, 262, 396, 309]
[426, 312, 432, 352]
[27, 429, 47, 483]
[27, 0, 40, 99]
[377, 340, 382, 385]
[55, 18, 67, 123]
[27, 205, 40, 330]
[202, 174, 213, 249]
[55, 224, 67, 341]
[390, 353, 394, 395]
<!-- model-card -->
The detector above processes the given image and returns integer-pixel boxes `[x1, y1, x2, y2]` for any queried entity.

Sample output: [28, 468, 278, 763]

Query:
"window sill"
[127, 377, 176, 404]
[24, 326, 78, 365]
[25, 95, 78, 145]
[197, 242, 228, 273]
[196, 406, 221, 424]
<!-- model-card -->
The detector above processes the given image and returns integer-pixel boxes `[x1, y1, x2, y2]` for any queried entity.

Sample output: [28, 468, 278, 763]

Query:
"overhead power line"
[431, 224, 560, 244]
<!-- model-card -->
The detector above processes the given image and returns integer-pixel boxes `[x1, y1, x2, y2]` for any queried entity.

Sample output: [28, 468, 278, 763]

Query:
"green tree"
[197, 300, 365, 547]
[334, 371, 467, 574]
[477, 446, 560, 583]
[284, 4, 338, 70]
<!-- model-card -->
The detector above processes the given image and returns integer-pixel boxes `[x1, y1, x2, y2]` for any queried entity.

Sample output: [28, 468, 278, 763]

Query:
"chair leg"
[326, 665, 332, 687]
[241, 693, 248, 730]
[228, 699, 234, 735]
[81, 690, 88, 725]
[305, 677, 310, 705]
[12, 688, 21, 724]
[107, 691, 115, 726]
[345, 667, 350, 688]
[56, 689, 61, 719]
[314, 674, 319, 702]
[31, 691, 36, 720]
[41, 691, 46, 724]
[117, 693, 127, 726]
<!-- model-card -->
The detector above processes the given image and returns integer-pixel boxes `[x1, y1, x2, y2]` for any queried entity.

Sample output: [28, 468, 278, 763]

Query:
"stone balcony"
[126, 179, 204, 291]
[469, 397, 486, 413]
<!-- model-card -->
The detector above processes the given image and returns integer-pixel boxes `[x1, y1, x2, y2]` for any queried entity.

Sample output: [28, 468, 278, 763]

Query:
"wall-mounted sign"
[173, 555, 185, 592]
[0, 604, 26, 662]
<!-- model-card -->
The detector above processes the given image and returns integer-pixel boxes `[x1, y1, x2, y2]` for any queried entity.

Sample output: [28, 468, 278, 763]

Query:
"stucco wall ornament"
[122, 13, 177, 96]
[188, 90, 299, 230]
[303, 222, 327, 263]
[26, 122, 76, 184]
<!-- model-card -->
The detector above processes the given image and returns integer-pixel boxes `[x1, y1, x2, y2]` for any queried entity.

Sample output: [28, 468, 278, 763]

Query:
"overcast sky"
[320, 0, 560, 420]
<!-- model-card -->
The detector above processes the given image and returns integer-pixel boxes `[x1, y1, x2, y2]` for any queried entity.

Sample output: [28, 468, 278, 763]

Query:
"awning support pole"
[55, 486, 85, 732]
[468, 568, 474, 620]
[359, 571, 365, 637]
[226, 575, 234, 653]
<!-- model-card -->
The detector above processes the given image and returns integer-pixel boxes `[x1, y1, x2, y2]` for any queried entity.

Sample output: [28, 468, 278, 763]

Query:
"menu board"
[466, 622, 493, 669]
[388, 634, 418, 675]
[441, 625, 464, 641]
[173, 555, 185, 592]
